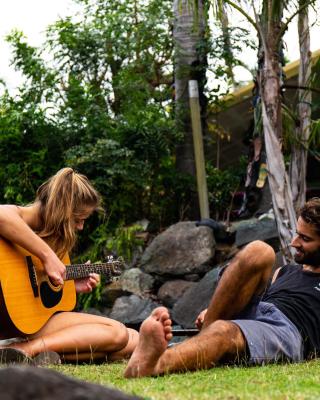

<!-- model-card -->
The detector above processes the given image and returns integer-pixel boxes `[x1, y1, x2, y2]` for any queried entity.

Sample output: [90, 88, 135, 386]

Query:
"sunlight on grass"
[51, 359, 320, 399]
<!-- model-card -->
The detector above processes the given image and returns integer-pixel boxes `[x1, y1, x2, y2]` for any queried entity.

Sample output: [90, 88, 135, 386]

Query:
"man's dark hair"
[300, 198, 320, 235]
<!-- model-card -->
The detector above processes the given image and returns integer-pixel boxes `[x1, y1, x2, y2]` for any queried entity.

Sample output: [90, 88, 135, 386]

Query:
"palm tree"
[255, 1, 297, 261]
[207, 0, 317, 261]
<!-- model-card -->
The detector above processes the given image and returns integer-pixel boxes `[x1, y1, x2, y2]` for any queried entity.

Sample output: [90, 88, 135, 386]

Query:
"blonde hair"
[35, 167, 102, 258]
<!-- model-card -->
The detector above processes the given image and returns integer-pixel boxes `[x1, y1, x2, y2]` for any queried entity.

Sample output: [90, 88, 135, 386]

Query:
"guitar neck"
[65, 263, 120, 281]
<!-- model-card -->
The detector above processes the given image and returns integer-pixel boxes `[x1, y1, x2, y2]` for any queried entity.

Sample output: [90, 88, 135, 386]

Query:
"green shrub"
[206, 162, 245, 221]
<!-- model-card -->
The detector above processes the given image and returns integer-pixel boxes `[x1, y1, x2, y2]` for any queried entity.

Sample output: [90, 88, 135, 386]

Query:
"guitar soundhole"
[39, 282, 63, 308]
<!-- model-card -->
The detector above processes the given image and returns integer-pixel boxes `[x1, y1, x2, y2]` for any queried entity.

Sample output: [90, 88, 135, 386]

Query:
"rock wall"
[96, 215, 280, 329]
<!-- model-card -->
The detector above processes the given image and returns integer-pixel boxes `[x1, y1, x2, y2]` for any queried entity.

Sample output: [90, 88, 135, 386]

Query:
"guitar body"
[0, 238, 76, 339]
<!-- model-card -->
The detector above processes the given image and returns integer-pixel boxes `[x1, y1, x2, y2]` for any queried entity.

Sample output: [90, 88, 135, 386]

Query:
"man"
[124, 197, 320, 377]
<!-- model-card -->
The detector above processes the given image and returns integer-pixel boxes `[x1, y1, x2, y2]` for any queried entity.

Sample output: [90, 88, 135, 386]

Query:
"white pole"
[189, 80, 210, 219]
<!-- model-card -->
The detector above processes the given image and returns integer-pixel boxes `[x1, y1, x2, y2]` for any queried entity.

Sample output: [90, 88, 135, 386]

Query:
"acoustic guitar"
[0, 237, 123, 339]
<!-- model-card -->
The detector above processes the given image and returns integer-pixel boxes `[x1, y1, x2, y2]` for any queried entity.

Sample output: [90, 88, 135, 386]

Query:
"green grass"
[51, 360, 320, 399]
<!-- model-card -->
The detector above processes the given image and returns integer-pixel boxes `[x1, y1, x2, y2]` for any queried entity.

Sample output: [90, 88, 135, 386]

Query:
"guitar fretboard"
[65, 263, 122, 281]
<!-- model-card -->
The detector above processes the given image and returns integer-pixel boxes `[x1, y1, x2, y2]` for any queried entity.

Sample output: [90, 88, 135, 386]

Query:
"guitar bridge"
[26, 256, 39, 298]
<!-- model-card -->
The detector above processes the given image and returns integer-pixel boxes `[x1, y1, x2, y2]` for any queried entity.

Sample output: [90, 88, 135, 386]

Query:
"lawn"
[52, 359, 320, 399]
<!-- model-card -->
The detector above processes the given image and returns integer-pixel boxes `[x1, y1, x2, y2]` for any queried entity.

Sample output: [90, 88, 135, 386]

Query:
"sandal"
[256, 163, 268, 188]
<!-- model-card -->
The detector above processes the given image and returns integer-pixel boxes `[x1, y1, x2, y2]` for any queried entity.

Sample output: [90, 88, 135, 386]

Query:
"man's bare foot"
[124, 307, 172, 378]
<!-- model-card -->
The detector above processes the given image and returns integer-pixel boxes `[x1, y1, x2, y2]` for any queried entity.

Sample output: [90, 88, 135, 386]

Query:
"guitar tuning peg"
[107, 255, 114, 263]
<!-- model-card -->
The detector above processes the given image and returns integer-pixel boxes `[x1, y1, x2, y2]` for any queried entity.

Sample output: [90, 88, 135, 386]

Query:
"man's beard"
[294, 248, 320, 266]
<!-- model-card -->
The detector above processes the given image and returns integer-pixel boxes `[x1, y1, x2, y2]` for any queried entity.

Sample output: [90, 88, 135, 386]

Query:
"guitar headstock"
[106, 255, 124, 276]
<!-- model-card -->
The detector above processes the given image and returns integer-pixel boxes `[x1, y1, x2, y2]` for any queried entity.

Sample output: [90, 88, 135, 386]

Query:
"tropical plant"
[206, 0, 319, 261]
[0, 0, 193, 233]
[206, 161, 245, 222]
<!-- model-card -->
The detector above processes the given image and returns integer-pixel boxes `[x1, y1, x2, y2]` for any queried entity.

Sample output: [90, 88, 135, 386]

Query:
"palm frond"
[310, 57, 320, 91]
[209, 0, 224, 20]
[310, 119, 320, 147]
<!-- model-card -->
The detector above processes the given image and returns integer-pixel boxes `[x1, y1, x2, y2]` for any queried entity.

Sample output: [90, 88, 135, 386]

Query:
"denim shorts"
[232, 301, 304, 365]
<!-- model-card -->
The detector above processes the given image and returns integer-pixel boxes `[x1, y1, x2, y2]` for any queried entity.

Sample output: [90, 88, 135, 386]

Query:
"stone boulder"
[101, 281, 129, 308]
[140, 221, 215, 276]
[0, 366, 141, 400]
[121, 268, 155, 296]
[172, 267, 221, 328]
[109, 294, 159, 327]
[157, 280, 196, 308]
[232, 216, 279, 248]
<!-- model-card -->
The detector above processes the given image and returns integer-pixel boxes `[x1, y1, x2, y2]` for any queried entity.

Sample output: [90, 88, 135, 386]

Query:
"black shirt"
[262, 264, 320, 357]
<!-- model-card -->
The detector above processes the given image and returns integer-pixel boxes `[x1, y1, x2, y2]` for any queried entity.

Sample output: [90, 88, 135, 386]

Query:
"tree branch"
[224, 0, 259, 32]
[282, 84, 320, 94]
[276, 0, 317, 45]
[250, 0, 268, 55]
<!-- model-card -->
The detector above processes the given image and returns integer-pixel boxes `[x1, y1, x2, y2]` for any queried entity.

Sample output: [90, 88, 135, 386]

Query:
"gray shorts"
[232, 301, 304, 365]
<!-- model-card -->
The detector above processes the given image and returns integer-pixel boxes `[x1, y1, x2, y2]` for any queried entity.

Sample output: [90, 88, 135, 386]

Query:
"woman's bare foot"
[124, 307, 172, 378]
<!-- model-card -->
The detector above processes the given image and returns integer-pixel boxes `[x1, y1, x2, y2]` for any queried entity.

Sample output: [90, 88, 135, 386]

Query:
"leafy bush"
[206, 162, 245, 221]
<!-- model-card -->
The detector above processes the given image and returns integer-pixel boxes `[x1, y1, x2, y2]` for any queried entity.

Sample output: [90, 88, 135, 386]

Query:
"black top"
[263, 264, 320, 357]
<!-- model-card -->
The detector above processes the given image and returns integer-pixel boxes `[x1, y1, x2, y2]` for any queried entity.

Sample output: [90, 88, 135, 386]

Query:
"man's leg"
[124, 307, 245, 377]
[125, 240, 275, 377]
[203, 240, 275, 327]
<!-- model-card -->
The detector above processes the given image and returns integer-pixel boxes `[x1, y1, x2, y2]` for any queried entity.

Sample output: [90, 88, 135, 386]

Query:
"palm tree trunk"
[173, 0, 207, 176]
[258, 3, 296, 261]
[290, 0, 311, 211]
[221, 3, 236, 87]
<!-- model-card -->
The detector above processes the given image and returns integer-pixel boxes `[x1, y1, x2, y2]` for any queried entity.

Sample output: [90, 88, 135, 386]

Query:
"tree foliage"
[0, 0, 195, 247]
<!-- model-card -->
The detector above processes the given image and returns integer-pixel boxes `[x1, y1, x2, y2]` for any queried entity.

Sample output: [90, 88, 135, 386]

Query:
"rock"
[157, 280, 196, 308]
[232, 216, 279, 248]
[214, 243, 238, 265]
[109, 295, 159, 327]
[195, 219, 235, 243]
[172, 267, 222, 328]
[0, 366, 141, 400]
[255, 181, 273, 216]
[183, 274, 200, 282]
[140, 221, 215, 276]
[121, 268, 155, 296]
[101, 281, 129, 308]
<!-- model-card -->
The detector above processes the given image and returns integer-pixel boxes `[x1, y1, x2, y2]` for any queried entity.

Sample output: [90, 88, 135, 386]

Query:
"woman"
[0, 167, 138, 364]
